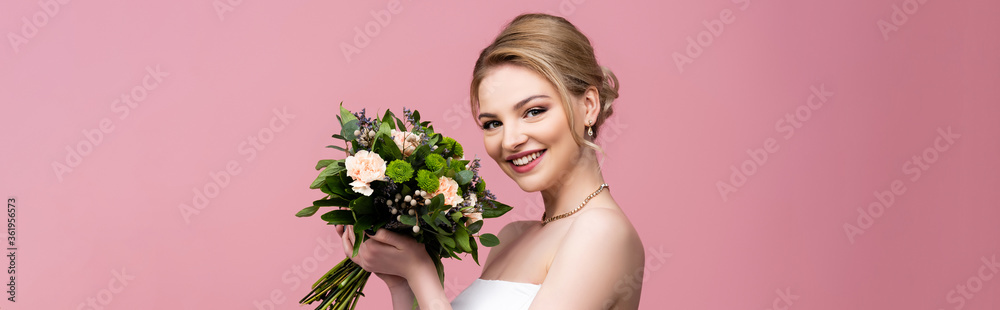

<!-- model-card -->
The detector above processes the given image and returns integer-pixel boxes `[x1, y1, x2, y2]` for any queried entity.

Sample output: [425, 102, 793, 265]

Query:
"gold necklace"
[541, 183, 609, 226]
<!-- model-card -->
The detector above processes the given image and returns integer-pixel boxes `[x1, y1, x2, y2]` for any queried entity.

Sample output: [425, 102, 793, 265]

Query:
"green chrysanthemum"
[441, 137, 464, 158]
[416, 170, 439, 193]
[386, 160, 413, 183]
[424, 153, 446, 171]
[449, 159, 465, 172]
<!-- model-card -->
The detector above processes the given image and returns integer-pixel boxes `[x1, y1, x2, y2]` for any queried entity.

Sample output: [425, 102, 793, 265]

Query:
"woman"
[334, 13, 645, 309]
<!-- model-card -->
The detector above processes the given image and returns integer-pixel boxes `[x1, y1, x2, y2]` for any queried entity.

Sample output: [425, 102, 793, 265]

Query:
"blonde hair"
[470, 13, 620, 153]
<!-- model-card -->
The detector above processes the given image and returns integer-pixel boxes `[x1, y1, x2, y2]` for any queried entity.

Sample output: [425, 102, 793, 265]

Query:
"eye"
[482, 120, 501, 130]
[525, 107, 546, 118]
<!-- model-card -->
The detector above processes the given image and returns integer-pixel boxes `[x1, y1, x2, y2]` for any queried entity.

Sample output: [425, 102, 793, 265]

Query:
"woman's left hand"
[339, 225, 434, 280]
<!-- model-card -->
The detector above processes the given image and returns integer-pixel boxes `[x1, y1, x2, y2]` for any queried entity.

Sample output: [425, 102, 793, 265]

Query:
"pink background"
[2, 0, 998, 309]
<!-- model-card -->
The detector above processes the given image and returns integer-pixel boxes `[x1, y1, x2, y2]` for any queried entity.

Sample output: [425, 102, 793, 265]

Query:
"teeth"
[512, 151, 543, 166]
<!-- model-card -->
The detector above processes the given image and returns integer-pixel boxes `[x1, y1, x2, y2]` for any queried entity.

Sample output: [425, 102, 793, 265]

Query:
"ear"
[581, 86, 601, 125]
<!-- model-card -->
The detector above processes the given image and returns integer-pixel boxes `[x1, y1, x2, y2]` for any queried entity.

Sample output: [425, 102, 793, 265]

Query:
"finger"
[341, 225, 354, 257]
[369, 229, 402, 249]
[334, 224, 344, 236]
[345, 225, 354, 244]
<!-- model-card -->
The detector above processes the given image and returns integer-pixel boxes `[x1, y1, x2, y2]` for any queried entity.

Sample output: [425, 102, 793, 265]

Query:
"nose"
[501, 123, 527, 152]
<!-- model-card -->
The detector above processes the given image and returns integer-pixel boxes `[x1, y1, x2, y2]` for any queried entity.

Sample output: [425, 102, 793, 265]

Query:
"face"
[476, 65, 587, 192]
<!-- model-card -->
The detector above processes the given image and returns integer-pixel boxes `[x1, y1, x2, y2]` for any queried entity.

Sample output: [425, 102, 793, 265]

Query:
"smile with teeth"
[511, 150, 545, 166]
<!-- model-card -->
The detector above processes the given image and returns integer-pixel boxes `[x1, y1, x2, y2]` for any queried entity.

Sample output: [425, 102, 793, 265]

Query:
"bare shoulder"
[497, 220, 537, 242]
[571, 207, 641, 241]
[563, 206, 645, 263]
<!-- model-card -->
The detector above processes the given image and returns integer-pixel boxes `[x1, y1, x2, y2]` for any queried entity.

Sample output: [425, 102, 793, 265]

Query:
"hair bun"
[597, 66, 620, 126]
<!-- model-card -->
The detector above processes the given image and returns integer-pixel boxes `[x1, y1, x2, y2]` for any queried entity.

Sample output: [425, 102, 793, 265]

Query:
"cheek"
[483, 134, 503, 162]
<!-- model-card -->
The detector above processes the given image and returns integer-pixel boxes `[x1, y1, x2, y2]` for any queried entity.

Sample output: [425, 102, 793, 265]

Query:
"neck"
[540, 148, 606, 221]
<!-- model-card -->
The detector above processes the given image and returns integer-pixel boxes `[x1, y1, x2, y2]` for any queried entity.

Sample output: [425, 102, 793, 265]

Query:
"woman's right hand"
[334, 224, 409, 291]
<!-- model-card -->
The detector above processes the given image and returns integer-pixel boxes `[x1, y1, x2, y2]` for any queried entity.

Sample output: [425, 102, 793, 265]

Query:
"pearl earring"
[587, 120, 594, 137]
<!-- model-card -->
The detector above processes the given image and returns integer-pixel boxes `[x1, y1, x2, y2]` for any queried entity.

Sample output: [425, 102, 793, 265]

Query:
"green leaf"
[429, 194, 445, 213]
[428, 133, 441, 147]
[320, 210, 355, 224]
[310, 162, 345, 189]
[479, 233, 500, 247]
[398, 214, 417, 226]
[483, 200, 512, 219]
[340, 119, 359, 140]
[340, 103, 358, 123]
[313, 197, 351, 207]
[466, 220, 483, 234]
[412, 144, 430, 161]
[412, 111, 421, 124]
[431, 252, 445, 284]
[350, 197, 375, 215]
[377, 133, 403, 160]
[352, 230, 363, 257]
[396, 118, 407, 131]
[455, 226, 471, 253]
[455, 170, 473, 186]
[436, 233, 456, 248]
[331, 134, 346, 140]
[295, 206, 320, 217]
[470, 238, 480, 265]
[322, 180, 349, 198]
[382, 110, 397, 129]
[354, 215, 374, 232]
[314, 159, 335, 170]
[325, 145, 347, 152]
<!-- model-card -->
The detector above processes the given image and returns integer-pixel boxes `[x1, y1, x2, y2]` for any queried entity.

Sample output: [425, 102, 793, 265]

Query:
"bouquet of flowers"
[295, 104, 512, 310]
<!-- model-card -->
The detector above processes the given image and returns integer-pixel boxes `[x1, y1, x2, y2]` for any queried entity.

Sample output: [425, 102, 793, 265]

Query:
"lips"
[506, 149, 546, 173]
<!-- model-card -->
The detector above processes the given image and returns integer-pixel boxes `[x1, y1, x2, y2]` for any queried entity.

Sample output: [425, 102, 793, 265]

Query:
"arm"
[337, 225, 421, 310]
[339, 225, 452, 310]
[527, 208, 645, 309]
[384, 277, 417, 310]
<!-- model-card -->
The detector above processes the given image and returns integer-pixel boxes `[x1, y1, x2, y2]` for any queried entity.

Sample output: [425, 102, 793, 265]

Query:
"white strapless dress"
[451, 279, 541, 310]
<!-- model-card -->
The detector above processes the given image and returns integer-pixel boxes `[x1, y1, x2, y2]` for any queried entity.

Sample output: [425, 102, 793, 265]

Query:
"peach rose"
[428, 176, 464, 207]
[345, 150, 386, 196]
[390, 129, 420, 157]
[464, 211, 483, 226]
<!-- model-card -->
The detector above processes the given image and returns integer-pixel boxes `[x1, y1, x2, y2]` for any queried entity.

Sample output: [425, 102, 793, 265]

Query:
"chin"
[497, 156, 558, 193]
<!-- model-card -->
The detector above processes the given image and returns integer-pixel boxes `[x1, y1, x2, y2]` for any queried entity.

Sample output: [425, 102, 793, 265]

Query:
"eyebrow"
[477, 95, 549, 120]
